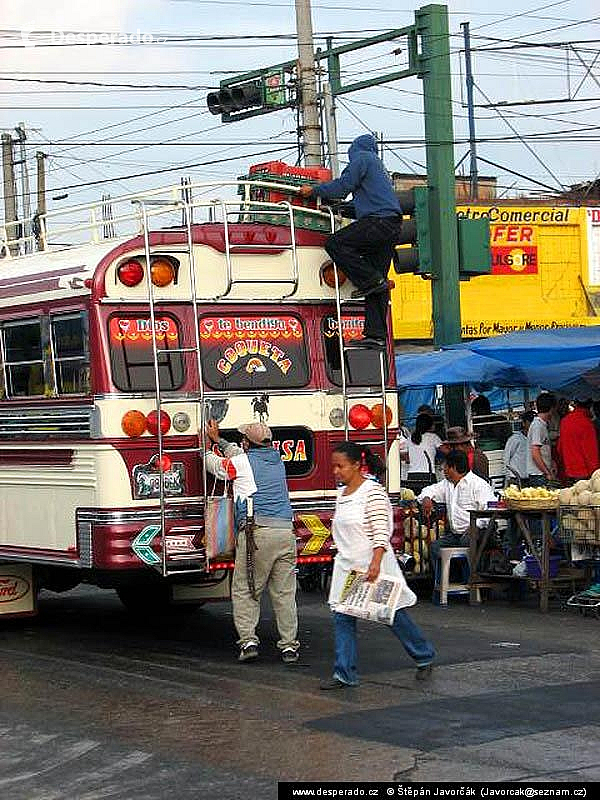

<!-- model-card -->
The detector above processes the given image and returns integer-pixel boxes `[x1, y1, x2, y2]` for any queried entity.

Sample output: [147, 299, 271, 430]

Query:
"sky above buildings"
[1, 0, 599, 217]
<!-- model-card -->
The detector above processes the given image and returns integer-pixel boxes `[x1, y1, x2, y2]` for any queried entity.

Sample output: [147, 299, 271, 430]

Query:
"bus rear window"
[108, 315, 184, 391]
[200, 314, 309, 390]
[322, 314, 389, 386]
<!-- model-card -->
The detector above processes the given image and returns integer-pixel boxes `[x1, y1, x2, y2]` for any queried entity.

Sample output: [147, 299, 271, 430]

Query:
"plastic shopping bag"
[204, 493, 235, 560]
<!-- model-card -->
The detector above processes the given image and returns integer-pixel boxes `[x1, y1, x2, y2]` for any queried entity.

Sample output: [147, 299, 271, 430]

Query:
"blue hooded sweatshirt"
[246, 446, 293, 528]
[312, 134, 402, 219]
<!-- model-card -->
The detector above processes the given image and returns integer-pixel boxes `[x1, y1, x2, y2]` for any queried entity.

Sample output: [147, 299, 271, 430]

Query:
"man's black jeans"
[325, 214, 403, 341]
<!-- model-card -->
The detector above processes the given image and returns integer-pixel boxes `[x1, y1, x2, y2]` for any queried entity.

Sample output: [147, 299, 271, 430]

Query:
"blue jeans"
[332, 609, 435, 686]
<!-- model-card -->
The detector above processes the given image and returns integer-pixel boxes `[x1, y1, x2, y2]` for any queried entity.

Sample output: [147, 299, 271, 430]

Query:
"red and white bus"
[0, 172, 406, 618]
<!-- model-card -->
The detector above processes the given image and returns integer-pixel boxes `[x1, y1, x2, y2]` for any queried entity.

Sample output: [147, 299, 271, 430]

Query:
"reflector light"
[320, 261, 347, 288]
[329, 407, 345, 428]
[348, 404, 372, 430]
[172, 412, 191, 432]
[371, 403, 392, 428]
[150, 258, 175, 287]
[121, 410, 147, 437]
[146, 410, 171, 435]
[117, 259, 144, 287]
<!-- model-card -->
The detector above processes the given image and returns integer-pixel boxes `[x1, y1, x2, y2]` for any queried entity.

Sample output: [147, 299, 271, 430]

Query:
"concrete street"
[1, 583, 599, 798]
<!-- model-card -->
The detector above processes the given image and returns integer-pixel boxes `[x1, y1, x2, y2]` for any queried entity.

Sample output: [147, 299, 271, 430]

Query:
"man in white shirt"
[418, 449, 496, 563]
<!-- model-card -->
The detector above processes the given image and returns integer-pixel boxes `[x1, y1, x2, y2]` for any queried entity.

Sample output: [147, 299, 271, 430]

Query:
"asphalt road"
[1, 582, 599, 798]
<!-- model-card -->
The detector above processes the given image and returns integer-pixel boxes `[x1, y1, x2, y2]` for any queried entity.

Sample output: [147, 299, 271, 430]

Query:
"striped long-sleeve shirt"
[362, 482, 393, 551]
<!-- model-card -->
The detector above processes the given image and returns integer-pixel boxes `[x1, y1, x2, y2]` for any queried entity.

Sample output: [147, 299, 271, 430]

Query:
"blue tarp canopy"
[395, 326, 600, 397]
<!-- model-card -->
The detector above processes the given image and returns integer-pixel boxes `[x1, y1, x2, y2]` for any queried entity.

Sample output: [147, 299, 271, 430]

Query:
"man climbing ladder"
[299, 134, 403, 349]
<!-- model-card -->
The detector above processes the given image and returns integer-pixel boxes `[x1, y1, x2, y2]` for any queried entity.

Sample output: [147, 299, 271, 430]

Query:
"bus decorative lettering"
[110, 317, 178, 342]
[324, 315, 365, 341]
[272, 439, 307, 462]
[216, 342, 293, 376]
[201, 315, 303, 340]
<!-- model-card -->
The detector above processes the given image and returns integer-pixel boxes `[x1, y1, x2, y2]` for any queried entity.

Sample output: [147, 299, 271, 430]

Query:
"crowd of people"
[200, 391, 599, 687]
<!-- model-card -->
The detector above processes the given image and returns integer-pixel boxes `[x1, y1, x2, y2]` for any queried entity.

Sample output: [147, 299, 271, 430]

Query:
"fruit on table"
[503, 485, 559, 501]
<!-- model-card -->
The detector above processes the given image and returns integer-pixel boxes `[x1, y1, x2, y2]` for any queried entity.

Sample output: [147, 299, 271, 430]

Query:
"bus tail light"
[117, 259, 144, 287]
[121, 410, 147, 437]
[320, 260, 347, 288]
[348, 404, 371, 430]
[371, 403, 392, 428]
[146, 410, 171, 435]
[150, 257, 176, 287]
[153, 454, 172, 472]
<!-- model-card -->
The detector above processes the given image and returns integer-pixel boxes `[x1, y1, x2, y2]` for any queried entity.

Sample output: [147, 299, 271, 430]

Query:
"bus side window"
[51, 312, 90, 395]
[0, 318, 45, 397]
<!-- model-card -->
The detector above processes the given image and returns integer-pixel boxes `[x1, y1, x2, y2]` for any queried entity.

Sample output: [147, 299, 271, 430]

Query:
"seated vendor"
[418, 450, 496, 564]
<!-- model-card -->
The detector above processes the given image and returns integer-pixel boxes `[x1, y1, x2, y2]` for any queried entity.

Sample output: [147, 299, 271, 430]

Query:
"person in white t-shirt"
[404, 412, 442, 485]
[527, 392, 557, 485]
[503, 411, 534, 485]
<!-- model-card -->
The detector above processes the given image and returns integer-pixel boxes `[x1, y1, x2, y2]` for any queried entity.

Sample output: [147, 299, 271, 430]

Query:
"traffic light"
[392, 186, 491, 279]
[393, 186, 432, 275]
[207, 81, 263, 116]
[206, 68, 291, 122]
[457, 217, 491, 278]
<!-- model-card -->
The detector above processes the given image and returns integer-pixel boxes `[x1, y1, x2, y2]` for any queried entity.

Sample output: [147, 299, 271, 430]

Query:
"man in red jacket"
[557, 398, 600, 481]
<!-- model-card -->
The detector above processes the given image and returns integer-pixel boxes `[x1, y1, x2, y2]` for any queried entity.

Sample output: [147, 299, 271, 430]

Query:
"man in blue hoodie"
[205, 419, 299, 664]
[299, 134, 403, 349]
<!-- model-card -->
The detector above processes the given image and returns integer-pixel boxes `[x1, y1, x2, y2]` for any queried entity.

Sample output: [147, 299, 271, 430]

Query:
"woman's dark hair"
[411, 412, 434, 445]
[471, 394, 491, 415]
[332, 441, 385, 478]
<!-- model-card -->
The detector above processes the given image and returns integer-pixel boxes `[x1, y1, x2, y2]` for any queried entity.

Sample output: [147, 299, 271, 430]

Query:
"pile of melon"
[559, 469, 600, 542]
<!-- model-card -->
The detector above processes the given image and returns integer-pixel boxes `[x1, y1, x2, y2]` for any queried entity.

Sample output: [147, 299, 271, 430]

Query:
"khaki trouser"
[232, 526, 299, 651]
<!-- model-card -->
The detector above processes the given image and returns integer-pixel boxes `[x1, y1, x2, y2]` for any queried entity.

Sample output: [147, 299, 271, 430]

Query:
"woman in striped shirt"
[320, 441, 435, 690]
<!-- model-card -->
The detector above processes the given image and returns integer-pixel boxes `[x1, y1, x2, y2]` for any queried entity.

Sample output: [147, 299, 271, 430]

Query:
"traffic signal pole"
[417, 4, 461, 349]
[418, 5, 466, 427]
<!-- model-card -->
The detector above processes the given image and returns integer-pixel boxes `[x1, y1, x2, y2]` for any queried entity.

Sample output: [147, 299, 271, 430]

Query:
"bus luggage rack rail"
[0, 179, 334, 257]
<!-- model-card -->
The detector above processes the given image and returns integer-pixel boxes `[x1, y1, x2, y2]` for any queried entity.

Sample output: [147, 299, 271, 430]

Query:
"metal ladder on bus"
[134, 189, 309, 577]
[328, 213, 391, 490]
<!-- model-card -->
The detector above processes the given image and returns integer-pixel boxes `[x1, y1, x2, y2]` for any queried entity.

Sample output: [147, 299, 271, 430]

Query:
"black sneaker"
[281, 647, 299, 664]
[350, 279, 388, 299]
[238, 643, 258, 662]
[345, 336, 386, 350]
[415, 664, 433, 681]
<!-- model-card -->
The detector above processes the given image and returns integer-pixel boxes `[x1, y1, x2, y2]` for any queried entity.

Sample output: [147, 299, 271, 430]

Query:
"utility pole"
[1, 132, 18, 255]
[34, 150, 47, 251]
[322, 83, 340, 177]
[462, 21, 479, 201]
[294, 0, 322, 165]
[15, 123, 31, 252]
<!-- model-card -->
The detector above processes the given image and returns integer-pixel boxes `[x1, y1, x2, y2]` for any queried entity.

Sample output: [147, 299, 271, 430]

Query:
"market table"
[468, 505, 557, 612]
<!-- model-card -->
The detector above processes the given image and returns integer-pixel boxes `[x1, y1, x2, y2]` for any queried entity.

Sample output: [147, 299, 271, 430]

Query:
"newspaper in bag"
[335, 569, 417, 625]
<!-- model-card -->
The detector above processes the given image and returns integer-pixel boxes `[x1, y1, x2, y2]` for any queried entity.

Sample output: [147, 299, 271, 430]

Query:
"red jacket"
[557, 408, 600, 479]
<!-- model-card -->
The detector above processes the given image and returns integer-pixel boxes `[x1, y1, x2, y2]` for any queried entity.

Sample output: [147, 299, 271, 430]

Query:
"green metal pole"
[416, 4, 461, 348]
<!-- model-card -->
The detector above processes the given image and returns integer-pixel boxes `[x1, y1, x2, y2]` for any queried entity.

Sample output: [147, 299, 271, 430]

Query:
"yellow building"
[391, 203, 600, 341]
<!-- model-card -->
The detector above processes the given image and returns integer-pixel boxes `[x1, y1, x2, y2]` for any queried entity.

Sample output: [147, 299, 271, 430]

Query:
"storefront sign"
[461, 319, 591, 338]
[587, 207, 600, 286]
